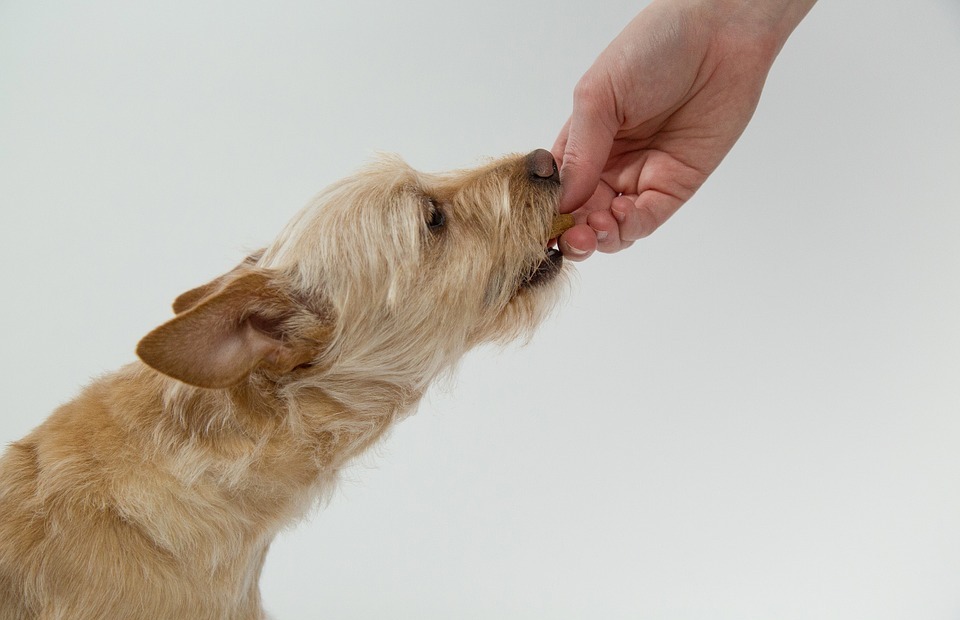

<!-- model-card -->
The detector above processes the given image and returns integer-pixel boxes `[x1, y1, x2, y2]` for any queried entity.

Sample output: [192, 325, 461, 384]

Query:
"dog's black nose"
[526, 149, 560, 184]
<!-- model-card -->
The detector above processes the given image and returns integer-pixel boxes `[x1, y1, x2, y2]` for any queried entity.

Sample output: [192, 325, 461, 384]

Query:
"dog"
[0, 149, 571, 619]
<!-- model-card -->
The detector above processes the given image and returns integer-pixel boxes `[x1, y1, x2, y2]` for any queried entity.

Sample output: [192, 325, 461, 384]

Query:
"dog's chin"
[520, 247, 564, 289]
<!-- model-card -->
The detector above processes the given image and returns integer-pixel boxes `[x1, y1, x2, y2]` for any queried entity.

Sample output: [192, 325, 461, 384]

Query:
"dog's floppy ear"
[138, 270, 327, 389]
[172, 249, 265, 315]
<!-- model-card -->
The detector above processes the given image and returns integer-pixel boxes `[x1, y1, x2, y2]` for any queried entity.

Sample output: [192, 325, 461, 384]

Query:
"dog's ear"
[137, 270, 327, 389]
[172, 249, 265, 315]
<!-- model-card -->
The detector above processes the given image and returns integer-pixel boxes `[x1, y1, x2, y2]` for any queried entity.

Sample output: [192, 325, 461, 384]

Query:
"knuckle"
[620, 205, 658, 242]
[573, 76, 606, 110]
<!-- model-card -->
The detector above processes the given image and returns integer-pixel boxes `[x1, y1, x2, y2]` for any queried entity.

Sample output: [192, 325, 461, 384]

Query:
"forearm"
[692, 0, 818, 54]
[762, 0, 818, 42]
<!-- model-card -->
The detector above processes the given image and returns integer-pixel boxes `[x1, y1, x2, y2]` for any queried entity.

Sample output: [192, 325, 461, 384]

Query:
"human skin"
[553, 0, 818, 259]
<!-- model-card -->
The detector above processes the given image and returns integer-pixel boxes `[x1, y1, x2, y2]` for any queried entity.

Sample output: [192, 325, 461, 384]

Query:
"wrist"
[692, 0, 816, 57]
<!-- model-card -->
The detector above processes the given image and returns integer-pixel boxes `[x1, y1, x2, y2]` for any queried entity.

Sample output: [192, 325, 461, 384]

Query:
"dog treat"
[549, 213, 575, 239]
[1, 150, 571, 618]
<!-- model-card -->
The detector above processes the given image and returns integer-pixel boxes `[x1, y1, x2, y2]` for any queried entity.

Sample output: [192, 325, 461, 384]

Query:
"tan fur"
[0, 151, 567, 619]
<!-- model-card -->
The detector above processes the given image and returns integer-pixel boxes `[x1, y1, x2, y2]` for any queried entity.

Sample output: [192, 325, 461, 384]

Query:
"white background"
[2, 1, 959, 618]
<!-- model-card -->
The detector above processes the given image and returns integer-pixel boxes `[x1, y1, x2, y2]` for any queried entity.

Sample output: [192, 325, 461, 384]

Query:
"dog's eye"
[426, 199, 446, 231]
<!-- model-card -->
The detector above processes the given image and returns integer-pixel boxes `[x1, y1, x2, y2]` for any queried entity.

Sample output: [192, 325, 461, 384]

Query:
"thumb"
[556, 88, 618, 214]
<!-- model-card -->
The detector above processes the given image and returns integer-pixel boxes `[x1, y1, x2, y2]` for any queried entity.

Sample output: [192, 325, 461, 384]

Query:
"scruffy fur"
[0, 151, 568, 619]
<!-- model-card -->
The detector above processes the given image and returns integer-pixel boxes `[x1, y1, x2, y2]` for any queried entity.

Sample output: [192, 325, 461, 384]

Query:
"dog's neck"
[114, 363, 421, 559]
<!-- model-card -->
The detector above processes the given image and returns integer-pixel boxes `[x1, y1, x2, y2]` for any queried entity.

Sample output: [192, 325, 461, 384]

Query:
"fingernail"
[564, 243, 589, 257]
[611, 207, 627, 223]
[595, 230, 609, 242]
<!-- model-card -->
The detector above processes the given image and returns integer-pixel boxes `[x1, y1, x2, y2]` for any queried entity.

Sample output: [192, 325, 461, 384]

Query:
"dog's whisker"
[1, 149, 568, 617]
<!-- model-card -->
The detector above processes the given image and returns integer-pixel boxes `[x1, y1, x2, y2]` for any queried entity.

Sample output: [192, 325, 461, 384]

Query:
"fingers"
[555, 82, 618, 215]
[558, 190, 685, 260]
[586, 209, 624, 254]
[550, 117, 571, 166]
[558, 215, 626, 261]
[614, 190, 684, 241]
[610, 194, 651, 242]
[557, 181, 617, 260]
[558, 224, 597, 261]
[558, 210, 624, 261]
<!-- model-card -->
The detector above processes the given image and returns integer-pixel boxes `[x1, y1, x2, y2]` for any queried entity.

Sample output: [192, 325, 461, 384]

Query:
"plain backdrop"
[2, 1, 959, 618]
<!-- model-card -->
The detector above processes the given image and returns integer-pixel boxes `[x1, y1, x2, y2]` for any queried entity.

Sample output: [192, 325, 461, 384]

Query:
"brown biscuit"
[549, 214, 575, 239]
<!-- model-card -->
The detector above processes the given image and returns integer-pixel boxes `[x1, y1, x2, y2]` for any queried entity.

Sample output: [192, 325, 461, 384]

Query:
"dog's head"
[137, 150, 569, 394]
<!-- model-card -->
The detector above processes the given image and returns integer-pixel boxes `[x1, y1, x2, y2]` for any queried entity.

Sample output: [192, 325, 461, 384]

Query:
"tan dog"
[0, 150, 572, 619]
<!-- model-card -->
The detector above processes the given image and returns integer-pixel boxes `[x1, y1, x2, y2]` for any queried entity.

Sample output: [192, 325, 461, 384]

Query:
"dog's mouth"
[520, 213, 574, 289]
[522, 245, 564, 288]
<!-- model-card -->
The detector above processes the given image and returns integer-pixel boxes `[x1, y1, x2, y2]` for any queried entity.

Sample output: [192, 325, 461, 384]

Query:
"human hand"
[553, 0, 816, 259]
